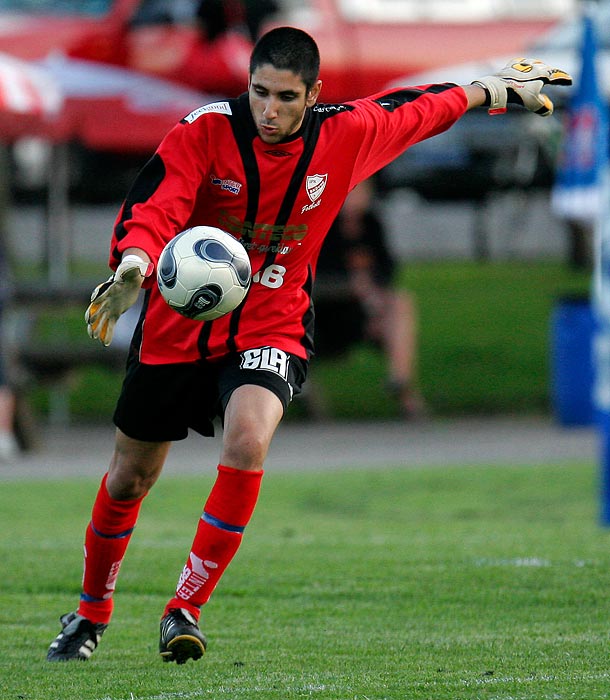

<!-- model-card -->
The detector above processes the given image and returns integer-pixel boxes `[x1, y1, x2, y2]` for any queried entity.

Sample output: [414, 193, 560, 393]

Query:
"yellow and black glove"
[472, 58, 572, 116]
[85, 254, 152, 347]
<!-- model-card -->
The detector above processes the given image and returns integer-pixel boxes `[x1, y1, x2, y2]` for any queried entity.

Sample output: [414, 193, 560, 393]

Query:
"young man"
[47, 28, 570, 663]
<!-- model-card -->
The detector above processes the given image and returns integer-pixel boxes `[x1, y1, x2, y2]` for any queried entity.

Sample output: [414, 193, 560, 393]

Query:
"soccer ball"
[157, 226, 251, 321]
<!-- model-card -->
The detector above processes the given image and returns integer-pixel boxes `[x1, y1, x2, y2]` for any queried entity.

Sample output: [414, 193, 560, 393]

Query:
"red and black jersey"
[110, 83, 468, 364]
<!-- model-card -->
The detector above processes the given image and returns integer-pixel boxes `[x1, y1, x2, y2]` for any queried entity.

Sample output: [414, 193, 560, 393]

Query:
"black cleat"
[159, 608, 207, 664]
[47, 612, 107, 661]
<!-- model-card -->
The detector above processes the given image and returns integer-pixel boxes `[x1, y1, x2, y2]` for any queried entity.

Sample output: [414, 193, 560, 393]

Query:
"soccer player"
[46, 28, 571, 662]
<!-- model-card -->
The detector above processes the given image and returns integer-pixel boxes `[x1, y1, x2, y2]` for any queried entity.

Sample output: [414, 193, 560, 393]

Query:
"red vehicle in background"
[0, 0, 565, 201]
[0, 0, 562, 102]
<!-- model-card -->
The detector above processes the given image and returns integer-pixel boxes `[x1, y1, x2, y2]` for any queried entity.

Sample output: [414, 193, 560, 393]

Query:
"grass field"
[3, 459, 610, 700]
[308, 260, 591, 419]
[24, 260, 590, 422]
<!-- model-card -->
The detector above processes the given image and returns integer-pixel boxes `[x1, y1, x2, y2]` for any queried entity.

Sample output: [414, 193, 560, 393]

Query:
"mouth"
[259, 123, 278, 138]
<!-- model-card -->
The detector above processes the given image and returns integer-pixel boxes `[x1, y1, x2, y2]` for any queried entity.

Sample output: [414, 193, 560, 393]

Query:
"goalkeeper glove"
[85, 254, 153, 347]
[472, 58, 572, 116]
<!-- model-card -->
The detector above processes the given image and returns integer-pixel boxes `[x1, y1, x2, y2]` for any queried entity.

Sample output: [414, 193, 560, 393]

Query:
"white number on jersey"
[252, 264, 286, 289]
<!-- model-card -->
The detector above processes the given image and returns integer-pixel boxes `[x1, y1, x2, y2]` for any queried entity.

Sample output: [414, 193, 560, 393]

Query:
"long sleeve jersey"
[110, 83, 468, 364]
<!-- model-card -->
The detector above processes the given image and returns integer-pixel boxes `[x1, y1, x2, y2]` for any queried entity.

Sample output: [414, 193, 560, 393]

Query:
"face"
[249, 63, 321, 144]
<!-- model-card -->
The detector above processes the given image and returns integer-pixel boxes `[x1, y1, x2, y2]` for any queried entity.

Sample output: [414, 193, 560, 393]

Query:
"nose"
[263, 98, 279, 119]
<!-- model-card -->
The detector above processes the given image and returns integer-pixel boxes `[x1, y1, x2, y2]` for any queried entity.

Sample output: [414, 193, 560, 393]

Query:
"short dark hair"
[249, 26, 320, 91]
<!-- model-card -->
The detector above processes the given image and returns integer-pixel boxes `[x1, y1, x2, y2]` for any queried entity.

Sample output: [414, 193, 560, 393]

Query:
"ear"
[306, 80, 322, 107]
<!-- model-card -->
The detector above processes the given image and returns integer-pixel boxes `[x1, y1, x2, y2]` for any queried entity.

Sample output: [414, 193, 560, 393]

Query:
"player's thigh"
[217, 347, 308, 414]
[217, 348, 308, 469]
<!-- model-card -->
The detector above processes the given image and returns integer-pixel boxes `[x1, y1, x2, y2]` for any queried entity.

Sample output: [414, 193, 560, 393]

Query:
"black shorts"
[113, 347, 308, 442]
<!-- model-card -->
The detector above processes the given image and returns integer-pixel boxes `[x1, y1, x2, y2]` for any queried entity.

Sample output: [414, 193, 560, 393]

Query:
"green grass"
[2, 460, 610, 699]
[22, 260, 590, 421]
[307, 260, 591, 419]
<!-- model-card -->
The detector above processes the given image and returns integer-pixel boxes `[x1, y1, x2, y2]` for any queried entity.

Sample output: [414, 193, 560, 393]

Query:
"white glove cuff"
[116, 254, 154, 280]
[472, 77, 508, 115]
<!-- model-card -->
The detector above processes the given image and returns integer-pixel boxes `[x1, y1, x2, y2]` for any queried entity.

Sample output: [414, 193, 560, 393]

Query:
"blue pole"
[594, 325, 610, 524]
[552, 8, 610, 524]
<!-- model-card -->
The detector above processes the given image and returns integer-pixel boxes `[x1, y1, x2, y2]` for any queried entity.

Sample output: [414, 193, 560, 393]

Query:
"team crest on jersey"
[302, 173, 327, 213]
[306, 174, 327, 202]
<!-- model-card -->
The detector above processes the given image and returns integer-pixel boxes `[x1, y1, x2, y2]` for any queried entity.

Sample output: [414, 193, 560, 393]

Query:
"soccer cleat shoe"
[159, 608, 207, 664]
[47, 611, 107, 661]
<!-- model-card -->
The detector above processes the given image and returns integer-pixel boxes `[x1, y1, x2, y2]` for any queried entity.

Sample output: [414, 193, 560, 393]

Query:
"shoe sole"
[160, 634, 206, 664]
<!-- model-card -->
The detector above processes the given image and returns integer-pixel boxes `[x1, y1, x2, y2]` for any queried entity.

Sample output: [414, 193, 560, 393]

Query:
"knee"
[221, 384, 282, 470]
[106, 439, 167, 500]
[107, 477, 152, 501]
[221, 427, 269, 470]
[106, 461, 153, 500]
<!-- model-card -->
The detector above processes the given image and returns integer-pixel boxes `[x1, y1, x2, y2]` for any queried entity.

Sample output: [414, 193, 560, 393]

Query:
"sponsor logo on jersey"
[183, 101, 232, 123]
[302, 173, 327, 213]
[240, 346, 290, 380]
[218, 210, 307, 253]
[242, 241, 291, 255]
[210, 174, 242, 195]
[313, 104, 350, 114]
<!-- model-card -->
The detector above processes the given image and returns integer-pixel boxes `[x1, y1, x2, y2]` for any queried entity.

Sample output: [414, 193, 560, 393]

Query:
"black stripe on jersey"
[196, 314, 215, 359]
[228, 94, 260, 244]
[199, 95, 259, 356]
[112, 154, 166, 263]
[374, 83, 459, 112]
[224, 95, 261, 353]
[301, 264, 316, 358]
[128, 287, 150, 361]
[266, 110, 323, 357]
[266, 107, 322, 259]
[200, 99, 324, 358]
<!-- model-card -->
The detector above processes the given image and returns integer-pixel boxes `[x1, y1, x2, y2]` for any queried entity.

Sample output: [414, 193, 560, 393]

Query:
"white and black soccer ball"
[157, 226, 251, 321]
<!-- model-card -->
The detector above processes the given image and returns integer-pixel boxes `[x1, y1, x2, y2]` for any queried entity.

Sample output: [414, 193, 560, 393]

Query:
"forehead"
[249, 63, 308, 94]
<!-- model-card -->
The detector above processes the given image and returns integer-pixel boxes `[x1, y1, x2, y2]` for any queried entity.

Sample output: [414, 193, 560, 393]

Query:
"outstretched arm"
[462, 84, 487, 111]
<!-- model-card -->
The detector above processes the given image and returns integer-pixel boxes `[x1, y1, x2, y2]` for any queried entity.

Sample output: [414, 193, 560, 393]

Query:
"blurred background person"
[197, 0, 278, 43]
[313, 177, 427, 420]
[0, 147, 18, 460]
[175, 0, 279, 95]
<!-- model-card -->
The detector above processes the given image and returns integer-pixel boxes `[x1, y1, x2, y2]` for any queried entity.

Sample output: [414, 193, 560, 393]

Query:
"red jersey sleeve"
[344, 83, 468, 187]
[109, 116, 212, 273]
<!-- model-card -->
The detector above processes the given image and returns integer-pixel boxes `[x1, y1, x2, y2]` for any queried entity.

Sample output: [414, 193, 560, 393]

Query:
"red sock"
[163, 465, 263, 619]
[78, 474, 146, 624]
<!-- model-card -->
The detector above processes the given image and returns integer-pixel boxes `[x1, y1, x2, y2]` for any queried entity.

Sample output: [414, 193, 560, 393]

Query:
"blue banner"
[551, 11, 608, 222]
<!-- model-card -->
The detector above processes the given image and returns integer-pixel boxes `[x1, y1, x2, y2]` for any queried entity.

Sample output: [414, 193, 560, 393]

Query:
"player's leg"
[159, 350, 306, 664]
[48, 360, 205, 662]
[79, 431, 170, 619]
[159, 384, 282, 663]
[47, 432, 169, 661]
